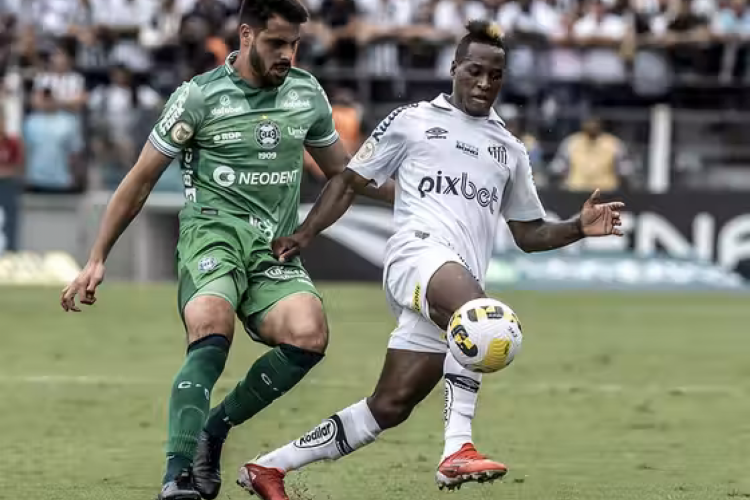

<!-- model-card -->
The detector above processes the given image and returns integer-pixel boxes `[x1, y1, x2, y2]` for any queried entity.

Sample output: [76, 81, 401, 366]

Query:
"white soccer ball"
[447, 298, 523, 374]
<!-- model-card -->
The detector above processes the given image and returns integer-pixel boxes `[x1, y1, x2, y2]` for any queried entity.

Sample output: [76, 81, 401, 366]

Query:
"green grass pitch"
[1, 283, 749, 500]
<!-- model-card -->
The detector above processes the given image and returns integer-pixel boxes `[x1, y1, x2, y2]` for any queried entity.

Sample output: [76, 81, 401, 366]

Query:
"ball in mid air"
[447, 297, 523, 373]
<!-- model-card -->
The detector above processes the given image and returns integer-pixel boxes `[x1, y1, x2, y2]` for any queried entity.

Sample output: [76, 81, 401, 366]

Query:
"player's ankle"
[443, 436, 472, 461]
[204, 404, 232, 441]
[163, 453, 192, 484]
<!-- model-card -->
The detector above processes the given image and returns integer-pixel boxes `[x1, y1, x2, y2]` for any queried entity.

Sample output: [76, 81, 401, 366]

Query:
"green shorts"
[175, 206, 321, 340]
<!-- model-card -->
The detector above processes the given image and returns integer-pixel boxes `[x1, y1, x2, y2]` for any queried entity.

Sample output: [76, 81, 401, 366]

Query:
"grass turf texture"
[1, 284, 749, 500]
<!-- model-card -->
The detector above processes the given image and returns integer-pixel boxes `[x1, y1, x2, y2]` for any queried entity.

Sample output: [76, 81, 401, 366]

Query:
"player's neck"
[447, 94, 489, 118]
[232, 56, 264, 89]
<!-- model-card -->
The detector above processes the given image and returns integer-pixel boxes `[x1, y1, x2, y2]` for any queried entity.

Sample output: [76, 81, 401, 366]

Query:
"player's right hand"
[60, 260, 106, 312]
[271, 233, 311, 263]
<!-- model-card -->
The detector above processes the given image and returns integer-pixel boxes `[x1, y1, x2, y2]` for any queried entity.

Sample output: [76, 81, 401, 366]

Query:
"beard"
[249, 41, 286, 87]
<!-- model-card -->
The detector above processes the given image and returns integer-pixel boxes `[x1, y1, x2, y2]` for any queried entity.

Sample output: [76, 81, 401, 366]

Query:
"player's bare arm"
[507, 188, 625, 253]
[273, 167, 371, 262]
[308, 139, 395, 205]
[60, 142, 172, 312]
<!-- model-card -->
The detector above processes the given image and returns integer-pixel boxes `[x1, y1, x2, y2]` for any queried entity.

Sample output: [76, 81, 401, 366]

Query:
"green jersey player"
[60, 1, 393, 499]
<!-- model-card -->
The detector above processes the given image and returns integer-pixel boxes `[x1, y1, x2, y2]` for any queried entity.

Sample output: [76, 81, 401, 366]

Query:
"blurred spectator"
[23, 89, 85, 193]
[434, 0, 487, 74]
[654, 0, 713, 75]
[503, 108, 548, 186]
[88, 64, 161, 170]
[32, 46, 87, 113]
[92, 0, 153, 72]
[572, 0, 629, 84]
[356, 0, 413, 77]
[303, 86, 363, 180]
[0, 112, 23, 180]
[140, 0, 184, 49]
[711, 0, 750, 80]
[549, 116, 636, 191]
[314, 0, 359, 66]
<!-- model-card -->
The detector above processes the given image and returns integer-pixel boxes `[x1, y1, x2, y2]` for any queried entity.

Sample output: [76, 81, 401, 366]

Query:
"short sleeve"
[347, 105, 411, 187]
[503, 147, 546, 222]
[148, 81, 206, 158]
[305, 82, 340, 148]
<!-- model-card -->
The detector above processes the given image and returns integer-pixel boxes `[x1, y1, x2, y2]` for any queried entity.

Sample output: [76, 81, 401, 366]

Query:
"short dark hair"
[239, 0, 309, 29]
[455, 20, 506, 62]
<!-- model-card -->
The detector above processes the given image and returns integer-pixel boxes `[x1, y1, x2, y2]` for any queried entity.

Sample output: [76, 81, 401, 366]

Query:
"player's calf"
[162, 294, 233, 495]
[199, 293, 327, 496]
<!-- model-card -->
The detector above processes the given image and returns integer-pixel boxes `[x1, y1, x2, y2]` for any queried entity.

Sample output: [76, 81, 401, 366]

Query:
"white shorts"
[384, 236, 466, 354]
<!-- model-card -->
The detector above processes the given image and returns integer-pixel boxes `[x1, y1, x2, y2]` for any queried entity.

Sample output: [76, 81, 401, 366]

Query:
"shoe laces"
[456, 445, 487, 461]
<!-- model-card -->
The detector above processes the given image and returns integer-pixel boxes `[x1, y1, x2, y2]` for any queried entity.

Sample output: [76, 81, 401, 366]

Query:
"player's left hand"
[272, 233, 311, 263]
[579, 189, 625, 237]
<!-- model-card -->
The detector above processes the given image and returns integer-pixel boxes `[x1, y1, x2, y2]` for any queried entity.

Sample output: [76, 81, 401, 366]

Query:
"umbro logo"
[488, 145, 507, 166]
[425, 127, 448, 139]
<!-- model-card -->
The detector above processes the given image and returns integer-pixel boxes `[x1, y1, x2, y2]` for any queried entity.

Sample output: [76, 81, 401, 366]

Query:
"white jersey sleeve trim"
[305, 130, 340, 148]
[148, 131, 180, 158]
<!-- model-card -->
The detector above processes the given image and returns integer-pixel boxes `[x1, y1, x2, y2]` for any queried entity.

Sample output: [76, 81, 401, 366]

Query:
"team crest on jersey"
[255, 120, 281, 149]
[488, 145, 508, 166]
[171, 122, 194, 144]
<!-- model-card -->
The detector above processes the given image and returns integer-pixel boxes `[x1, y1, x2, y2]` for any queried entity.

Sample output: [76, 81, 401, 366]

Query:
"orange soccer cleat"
[436, 443, 508, 491]
[237, 463, 289, 500]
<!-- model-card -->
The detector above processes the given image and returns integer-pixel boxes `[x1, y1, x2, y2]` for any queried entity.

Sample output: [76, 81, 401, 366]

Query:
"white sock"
[442, 352, 482, 461]
[255, 398, 382, 473]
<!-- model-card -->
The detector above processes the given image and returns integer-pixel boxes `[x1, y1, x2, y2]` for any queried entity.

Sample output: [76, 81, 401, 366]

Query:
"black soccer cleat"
[193, 431, 224, 500]
[157, 469, 201, 500]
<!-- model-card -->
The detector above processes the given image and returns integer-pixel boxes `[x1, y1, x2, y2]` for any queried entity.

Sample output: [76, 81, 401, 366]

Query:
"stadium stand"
[1, 0, 750, 196]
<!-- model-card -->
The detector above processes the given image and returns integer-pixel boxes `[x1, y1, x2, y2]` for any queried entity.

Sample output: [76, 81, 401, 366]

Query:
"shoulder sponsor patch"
[171, 122, 194, 144]
[354, 138, 376, 162]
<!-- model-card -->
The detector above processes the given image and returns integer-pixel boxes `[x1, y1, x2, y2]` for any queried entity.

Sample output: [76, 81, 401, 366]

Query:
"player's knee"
[184, 295, 235, 343]
[284, 315, 329, 354]
[367, 390, 416, 430]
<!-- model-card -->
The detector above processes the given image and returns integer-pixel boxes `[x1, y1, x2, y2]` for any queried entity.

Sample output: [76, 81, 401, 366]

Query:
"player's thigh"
[386, 242, 484, 331]
[425, 262, 486, 331]
[176, 217, 247, 344]
[238, 260, 327, 354]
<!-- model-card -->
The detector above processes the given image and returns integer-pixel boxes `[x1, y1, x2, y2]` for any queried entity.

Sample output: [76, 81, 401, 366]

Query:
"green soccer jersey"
[148, 52, 338, 240]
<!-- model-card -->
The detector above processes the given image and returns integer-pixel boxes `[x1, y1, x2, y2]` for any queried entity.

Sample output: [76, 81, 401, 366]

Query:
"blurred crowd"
[1, 0, 749, 194]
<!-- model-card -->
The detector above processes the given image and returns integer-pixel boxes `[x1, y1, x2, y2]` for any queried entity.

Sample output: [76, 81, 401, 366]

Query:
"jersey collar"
[224, 51, 285, 93]
[225, 51, 238, 73]
[430, 93, 505, 125]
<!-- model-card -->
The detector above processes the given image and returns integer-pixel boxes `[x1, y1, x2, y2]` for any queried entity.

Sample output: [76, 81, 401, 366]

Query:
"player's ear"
[450, 60, 457, 77]
[239, 23, 253, 46]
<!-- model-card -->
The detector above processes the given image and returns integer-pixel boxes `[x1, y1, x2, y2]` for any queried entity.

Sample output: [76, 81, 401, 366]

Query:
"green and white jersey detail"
[148, 51, 338, 239]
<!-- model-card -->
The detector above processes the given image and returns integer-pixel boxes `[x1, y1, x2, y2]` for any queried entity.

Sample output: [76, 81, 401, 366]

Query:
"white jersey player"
[237, 20, 625, 500]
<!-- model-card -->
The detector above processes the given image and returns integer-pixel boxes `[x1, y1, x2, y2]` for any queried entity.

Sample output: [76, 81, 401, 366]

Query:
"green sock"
[163, 335, 230, 484]
[204, 344, 323, 440]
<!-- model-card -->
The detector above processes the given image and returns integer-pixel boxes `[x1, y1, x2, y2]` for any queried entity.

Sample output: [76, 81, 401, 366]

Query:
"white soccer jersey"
[348, 93, 546, 285]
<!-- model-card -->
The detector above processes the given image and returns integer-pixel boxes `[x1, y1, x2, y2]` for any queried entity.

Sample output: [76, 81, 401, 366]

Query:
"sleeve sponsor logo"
[371, 103, 419, 142]
[158, 85, 190, 136]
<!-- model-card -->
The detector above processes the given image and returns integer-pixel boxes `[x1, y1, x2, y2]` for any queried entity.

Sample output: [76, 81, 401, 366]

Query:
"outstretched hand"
[580, 189, 625, 237]
[272, 233, 311, 263]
